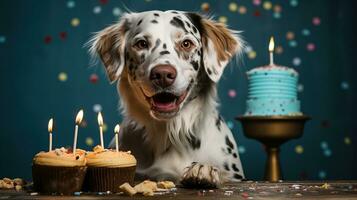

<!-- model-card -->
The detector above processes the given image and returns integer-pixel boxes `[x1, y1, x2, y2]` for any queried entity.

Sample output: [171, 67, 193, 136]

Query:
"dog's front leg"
[180, 162, 223, 188]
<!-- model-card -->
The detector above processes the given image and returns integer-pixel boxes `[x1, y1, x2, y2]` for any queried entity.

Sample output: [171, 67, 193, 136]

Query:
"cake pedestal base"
[237, 115, 310, 182]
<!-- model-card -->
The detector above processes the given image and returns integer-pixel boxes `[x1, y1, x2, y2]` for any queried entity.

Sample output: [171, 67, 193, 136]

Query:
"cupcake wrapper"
[32, 164, 87, 195]
[84, 166, 136, 192]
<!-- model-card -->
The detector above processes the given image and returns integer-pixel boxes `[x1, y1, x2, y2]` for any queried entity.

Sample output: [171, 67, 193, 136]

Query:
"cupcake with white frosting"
[84, 145, 136, 192]
[32, 147, 87, 195]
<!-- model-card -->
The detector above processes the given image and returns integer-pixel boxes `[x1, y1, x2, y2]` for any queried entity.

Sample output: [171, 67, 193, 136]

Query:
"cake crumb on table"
[119, 182, 137, 196]
[157, 181, 176, 189]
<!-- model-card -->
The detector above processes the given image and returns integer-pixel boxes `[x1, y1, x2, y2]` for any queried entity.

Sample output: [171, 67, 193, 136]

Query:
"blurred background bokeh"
[0, 0, 356, 181]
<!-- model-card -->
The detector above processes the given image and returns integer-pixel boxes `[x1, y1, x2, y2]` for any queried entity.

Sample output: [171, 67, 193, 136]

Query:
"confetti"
[320, 141, 328, 149]
[238, 146, 246, 154]
[85, 137, 94, 146]
[93, 6, 101, 14]
[290, 0, 298, 7]
[312, 17, 321, 26]
[218, 16, 228, 24]
[244, 45, 253, 53]
[273, 12, 281, 19]
[288, 40, 298, 47]
[253, 10, 261, 17]
[297, 84, 304, 92]
[238, 6, 247, 14]
[318, 170, 327, 179]
[201, 2, 210, 12]
[273, 5, 282, 13]
[302, 29, 311, 36]
[275, 45, 283, 54]
[263, 1, 272, 10]
[248, 51, 257, 59]
[286, 31, 295, 40]
[307, 43, 316, 51]
[228, 89, 237, 98]
[58, 72, 68, 82]
[93, 104, 103, 112]
[323, 149, 332, 157]
[99, 0, 108, 4]
[59, 32, 67, 40]
[344, 137, 351, 145]
[44, 35, 52, 44]
[321, 183, 330, 189]
[292, 57, 301, 66]
[229, 2, 238, 12]
[341, 81, 349, 90]
[295, 145, 304, 154]
[227, 121, 234, 129]
[0, 35, 6, 43]
[66, 0, 75, 8]
[103, 123, 108, 132]
[71, 18, 80, 27]
[253, 0, 261, 6]
[90, 73, 99, 83]
[80, 119, 87, 128]
[113, 7, 122, 16]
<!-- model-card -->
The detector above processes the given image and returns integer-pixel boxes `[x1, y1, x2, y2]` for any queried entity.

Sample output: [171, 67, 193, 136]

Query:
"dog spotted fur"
[89, 10, 245, 188]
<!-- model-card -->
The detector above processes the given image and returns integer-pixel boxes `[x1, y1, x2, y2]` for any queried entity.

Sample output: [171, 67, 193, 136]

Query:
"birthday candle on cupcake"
[48, 118, 53, 152]
[269, 36, 275, 66]
[114, 124, 120, 152]
[73, 109, 84, 155]
[97, 112, 104, 148]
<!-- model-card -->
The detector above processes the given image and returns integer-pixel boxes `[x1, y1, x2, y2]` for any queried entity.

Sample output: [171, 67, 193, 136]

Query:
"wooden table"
[1, 181, 357, 199]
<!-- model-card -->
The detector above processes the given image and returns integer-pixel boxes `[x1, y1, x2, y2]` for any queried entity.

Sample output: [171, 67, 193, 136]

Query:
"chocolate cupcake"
[84, 145, 136, 192]
[32, 147, 87, 195]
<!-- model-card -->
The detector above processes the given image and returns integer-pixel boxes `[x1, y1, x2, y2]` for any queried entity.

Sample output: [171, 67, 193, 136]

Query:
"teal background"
[0, 0, 356, 181]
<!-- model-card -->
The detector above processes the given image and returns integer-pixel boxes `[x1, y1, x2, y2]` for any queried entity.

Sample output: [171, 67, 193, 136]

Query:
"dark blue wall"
[0, 0, 356, 181]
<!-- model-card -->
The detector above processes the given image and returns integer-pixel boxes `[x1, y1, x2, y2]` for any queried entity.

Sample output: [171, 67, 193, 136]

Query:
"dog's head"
[90, 10, 243, 120]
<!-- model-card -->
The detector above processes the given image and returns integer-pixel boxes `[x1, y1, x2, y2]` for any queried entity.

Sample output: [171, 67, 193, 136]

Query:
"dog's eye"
[135, 40, 149, 49]
[181, 39, 194, 51]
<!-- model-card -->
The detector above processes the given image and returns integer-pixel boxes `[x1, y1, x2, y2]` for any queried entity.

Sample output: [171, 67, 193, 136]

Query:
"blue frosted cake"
[245, 65, 302, 116]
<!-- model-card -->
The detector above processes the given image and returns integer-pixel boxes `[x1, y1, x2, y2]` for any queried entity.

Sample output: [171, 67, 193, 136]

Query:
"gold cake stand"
[237, 115, 310, 182]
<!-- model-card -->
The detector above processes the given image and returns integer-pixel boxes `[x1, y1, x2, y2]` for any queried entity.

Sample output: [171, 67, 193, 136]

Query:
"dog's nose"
[150, 65, 177, 88]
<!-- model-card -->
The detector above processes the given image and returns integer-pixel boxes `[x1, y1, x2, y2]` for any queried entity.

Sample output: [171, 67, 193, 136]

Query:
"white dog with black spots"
[89, 10, 245, 188]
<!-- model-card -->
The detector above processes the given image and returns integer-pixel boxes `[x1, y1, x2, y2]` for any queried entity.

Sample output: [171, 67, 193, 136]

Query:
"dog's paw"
[180, 162, 221, 188]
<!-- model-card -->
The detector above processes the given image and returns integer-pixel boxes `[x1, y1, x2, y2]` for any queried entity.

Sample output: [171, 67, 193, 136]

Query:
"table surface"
[1, 181, 357, 200]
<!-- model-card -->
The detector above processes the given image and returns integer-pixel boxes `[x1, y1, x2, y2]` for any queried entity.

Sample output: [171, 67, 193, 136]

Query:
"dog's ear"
[187, 13, 244, 82]
[88, 14, 132, 83]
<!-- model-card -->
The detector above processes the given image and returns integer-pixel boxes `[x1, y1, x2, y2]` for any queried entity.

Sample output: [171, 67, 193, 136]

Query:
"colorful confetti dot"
[90, 73, 99, 83]
[99, 0, 108, 4]
[248, 51, 257, 59]
[218, 16, 228, 24]
[238, 6, 247, 14]
[244, 45, 253, 53]
[59, 32, 67, 40]
[275, 45, 283, 54]
[307, 43, 316, 51]
[201, 2, 210, 12]
[228, 89, 237, 98]
[292, 57, 301, 66]
[302, 29, 311, 36]
[67, 0, 75, 8]
[273, 5, 282, 13]
[93, 104, 103, 113]
[263, 1, 272, 10]
[344, 137, 351, 145]
[341, 81, 349, 90]
[227, 121, 234, 129]
[323, 149, 332, 157]
[253, 0, 261, 6]
[93, 6, 102, 14]
[295, 145, 304, 154]
[58, 72, 68, 82]
[290, 0, 298, 7]
[0, 35, 6, 43]
[253, 10, 261, 17]
[238, 146, 246, 154]
[320, 141, 328, 149]
[312, 17, 321, 26]
[113, 7, 122, 16]
[80, 119, 87, 128]
[44, 35, 52, 44]
[318, 170, 326, 179]
[289, 40, 298, 47]
[102, 123, 108, 132]
[286, 31, 295, 40]
[85, 137, 94, 146]
[273, 12, 281, 19]
[297, 84, 304, 92]
[71, 18, 80, 27]
[229, 2, 238, 12]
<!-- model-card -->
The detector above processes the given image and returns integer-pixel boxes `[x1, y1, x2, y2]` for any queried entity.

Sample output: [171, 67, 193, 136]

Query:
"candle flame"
[114, 124, 120, 134]
[48, 118, 53, 133]
[97, 112, 104, 126]
[269, 36, 275, 52]
[75, 109, 84, 124]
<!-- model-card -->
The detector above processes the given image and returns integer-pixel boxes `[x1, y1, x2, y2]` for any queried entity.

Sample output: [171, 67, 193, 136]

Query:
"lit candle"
[73, 109, 84, 155]
[269, 36, 275, 66]
[48, 118, 53, 152]
[114, 124, 120, 152]
[97, 112, 104, 148]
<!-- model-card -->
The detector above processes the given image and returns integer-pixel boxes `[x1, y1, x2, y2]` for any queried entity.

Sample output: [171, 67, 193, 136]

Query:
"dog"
[89, 10, 245, 188]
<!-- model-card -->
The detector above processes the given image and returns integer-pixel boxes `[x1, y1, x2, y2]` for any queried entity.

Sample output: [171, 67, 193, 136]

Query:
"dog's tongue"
[153, 101, 176, 111]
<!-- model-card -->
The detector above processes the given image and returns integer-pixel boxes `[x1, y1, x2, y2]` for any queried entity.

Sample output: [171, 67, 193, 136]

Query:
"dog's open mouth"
[146, 91, 188, 113]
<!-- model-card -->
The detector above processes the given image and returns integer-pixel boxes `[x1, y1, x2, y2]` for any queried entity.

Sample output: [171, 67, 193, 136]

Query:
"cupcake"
[84, 145, 137, 192]
[32, 147, 87, 195]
